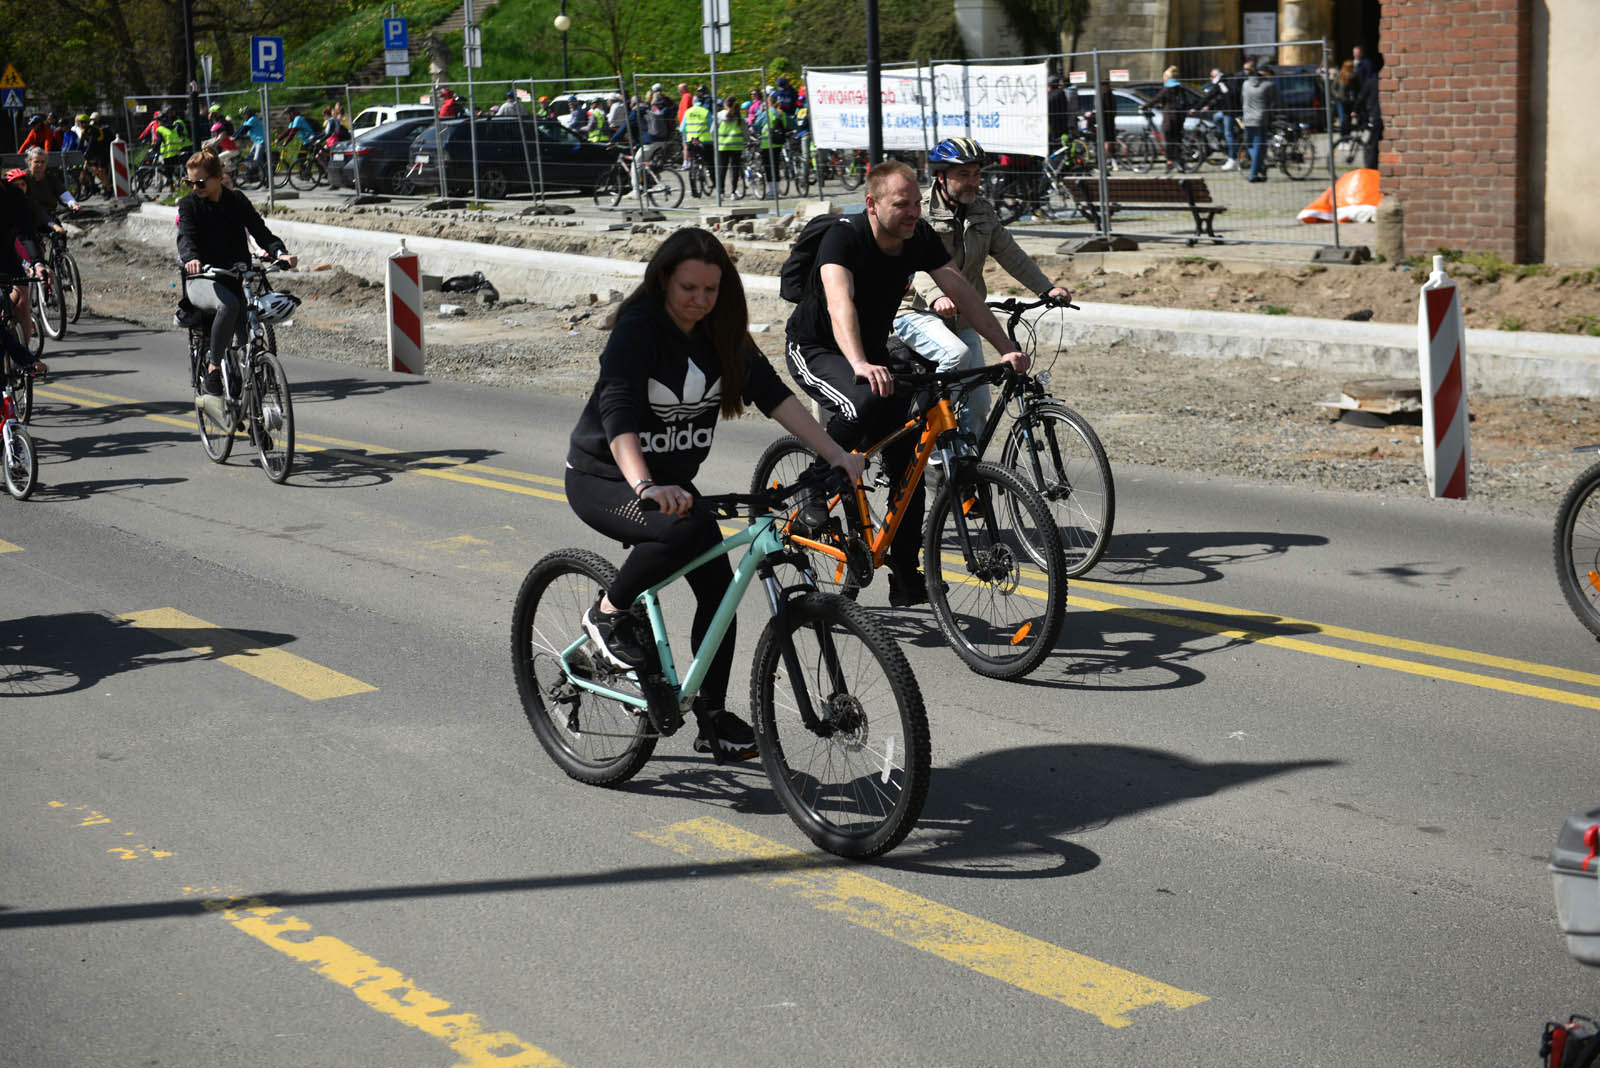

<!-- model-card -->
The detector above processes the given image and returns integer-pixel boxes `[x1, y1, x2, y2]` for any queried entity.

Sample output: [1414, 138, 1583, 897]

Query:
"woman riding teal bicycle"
[564, 227, 864, 760]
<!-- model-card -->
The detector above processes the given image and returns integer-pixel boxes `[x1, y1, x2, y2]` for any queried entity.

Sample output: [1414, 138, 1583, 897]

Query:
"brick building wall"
[1379, 0, 1532, 261]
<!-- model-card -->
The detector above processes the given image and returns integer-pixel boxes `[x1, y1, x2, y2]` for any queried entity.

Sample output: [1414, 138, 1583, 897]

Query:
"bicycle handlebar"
[642, 464, 857, 519]
[986, 296, 1079, 315]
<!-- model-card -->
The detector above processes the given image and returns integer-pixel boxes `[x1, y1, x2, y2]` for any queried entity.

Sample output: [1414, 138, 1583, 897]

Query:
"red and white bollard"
[1418, 254, 1469, 499]
[386, 239, 425, 375]
[109, 136, 132, 199]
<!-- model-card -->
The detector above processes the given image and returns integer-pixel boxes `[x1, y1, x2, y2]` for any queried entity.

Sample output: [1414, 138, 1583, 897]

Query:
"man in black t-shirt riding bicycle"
[784, 159, 1030, 607]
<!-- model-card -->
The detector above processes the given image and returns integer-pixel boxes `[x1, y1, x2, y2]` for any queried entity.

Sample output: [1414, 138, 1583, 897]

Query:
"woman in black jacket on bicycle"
[564, 227, 863, 760]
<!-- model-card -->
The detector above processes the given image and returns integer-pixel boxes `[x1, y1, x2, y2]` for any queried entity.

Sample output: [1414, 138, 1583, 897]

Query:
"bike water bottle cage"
[929, 137, 985, 171]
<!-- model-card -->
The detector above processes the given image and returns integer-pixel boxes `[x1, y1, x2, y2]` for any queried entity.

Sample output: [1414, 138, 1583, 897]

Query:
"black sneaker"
[202, 366, 225, 396]
[583, 598, 647, 669]
[888, 569, 929, 607]
[693, 709, 759, 761]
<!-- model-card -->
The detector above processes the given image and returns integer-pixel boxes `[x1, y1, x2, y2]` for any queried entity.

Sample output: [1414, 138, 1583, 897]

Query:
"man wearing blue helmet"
[895, 136, 1071, 446]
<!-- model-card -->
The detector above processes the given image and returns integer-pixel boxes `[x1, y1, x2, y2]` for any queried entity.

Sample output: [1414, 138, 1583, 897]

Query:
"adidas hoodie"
[566, 296, 792, 486]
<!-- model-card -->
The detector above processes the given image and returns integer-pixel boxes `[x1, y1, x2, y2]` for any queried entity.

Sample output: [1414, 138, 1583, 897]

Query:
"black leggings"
[565, 466, 736, 710]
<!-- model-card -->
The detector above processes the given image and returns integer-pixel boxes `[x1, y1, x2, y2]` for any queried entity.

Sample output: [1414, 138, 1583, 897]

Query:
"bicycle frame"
[557, 511, 833, 730]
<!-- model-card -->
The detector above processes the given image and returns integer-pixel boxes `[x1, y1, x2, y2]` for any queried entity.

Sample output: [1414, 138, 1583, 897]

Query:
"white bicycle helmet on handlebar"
[254, 291, 301, 324]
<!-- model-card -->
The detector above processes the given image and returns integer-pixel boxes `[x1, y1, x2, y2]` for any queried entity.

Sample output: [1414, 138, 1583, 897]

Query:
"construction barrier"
[109, 137, 132, 198]
[386, 239, 424, 375]
[1419, 255, 1468, 499]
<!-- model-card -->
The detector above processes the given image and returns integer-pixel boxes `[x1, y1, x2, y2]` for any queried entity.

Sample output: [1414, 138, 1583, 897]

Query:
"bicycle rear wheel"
[593, 164, 624, 207]
[1279, 136, 1315, 180]
[8, 357, 33, 426]
[251, 351, 294, 483]
[751, 591, 929, 858]
[1000, 401, 1115, 578]
[512, 549, 657, 785]
[3, 423, 37, 500]
[923, 460, 1067, 680]
[1555, 459, 1600, 639]
[61, 251, 82, 324]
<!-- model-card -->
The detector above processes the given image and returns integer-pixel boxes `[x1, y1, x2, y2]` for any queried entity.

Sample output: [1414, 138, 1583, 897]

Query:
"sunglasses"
[185, 175, 214, 187]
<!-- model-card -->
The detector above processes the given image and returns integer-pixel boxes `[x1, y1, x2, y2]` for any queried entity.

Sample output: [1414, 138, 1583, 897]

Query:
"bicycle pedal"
[639, 674, 684, 736]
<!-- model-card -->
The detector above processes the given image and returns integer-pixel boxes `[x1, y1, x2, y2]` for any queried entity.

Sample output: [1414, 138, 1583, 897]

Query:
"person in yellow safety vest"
[751, 91, 789, 185]
[679, 93, 712, 169]
[156, 110, 190, 185]
[586, 101, 608, 143]
[714, 94, 744, 196]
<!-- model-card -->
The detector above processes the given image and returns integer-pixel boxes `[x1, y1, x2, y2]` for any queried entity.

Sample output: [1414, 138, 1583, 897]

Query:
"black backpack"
[778, 213, 864, 303]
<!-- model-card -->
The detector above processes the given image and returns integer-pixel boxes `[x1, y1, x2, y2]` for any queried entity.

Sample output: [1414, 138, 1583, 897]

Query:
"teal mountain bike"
[511, 467, 931, 858]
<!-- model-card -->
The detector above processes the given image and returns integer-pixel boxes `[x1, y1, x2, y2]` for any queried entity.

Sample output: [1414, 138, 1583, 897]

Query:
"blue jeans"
[1245, 124, 1267, 180]
[1214, 113, 1238, 158]
[893, 310, 987, 444]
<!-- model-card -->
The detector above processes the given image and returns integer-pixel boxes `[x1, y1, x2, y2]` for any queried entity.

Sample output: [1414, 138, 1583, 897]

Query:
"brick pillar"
[1380, 0, 1532, 261]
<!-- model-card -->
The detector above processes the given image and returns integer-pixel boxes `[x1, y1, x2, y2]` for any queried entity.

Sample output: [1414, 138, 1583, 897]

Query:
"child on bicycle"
[565, 227, 864, 761]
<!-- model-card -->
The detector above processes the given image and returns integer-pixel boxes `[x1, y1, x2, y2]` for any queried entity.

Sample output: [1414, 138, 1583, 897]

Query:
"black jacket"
[175, 187, 287, 268]
[0, 181, 42, 267]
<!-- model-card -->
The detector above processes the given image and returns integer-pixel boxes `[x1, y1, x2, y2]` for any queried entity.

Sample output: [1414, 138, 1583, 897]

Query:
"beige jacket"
[901, 180, 1053, 333]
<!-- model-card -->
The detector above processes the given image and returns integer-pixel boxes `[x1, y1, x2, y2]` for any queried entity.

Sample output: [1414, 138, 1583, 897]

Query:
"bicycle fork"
[758, 563, 845, 740]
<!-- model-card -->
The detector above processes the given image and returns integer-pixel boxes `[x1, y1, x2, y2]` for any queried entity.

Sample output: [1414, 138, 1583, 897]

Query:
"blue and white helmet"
[928, 136, 985, 170]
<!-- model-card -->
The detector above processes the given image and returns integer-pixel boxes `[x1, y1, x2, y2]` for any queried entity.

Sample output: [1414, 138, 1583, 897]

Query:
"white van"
[350, 104, 435, 137]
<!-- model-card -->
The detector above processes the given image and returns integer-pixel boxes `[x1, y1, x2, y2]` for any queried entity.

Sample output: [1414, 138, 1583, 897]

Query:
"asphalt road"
[2, 316, 1595, 1068]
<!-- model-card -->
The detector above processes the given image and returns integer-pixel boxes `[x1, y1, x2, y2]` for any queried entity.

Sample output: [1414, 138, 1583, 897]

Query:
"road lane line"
[119, 607, 376, 701]
[638, 817, 1208, 1028]
[1067, 591, 1600, 711]
[197, 895, 567, 1068]
[0, 537, 20, 552]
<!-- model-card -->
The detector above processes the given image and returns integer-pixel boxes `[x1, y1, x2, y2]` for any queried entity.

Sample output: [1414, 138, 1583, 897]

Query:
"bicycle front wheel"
[191, 346, 235, 463]
[751, 592, 929, 858]
[250, 351, 294, 483]
[8, 358, 33, 425]
[1124, 132, 1158, 173]
[923, 460, 1067, 680]
[643, 166, 684, 209]
[61, 251, 82, 324]
[1555, 459, 1600, 639]
[593, 164, 623, 208]
[4, 423, 37, 500]
[1000, 401, 1115, 578]
[750, 435, 857, 596]
[32, 277, 64, 340]
[512, 549, 657, 785]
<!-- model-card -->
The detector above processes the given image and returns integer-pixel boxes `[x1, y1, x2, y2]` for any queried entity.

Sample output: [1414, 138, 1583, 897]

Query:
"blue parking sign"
[251, 36, 285, 83]
[383, 18, 408, 51]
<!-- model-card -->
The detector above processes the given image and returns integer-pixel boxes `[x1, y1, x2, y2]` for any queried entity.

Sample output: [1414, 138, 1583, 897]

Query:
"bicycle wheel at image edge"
[923, 460, 1068, 680]
[3, 423, 37, 500]
[511, 549, 657, 784]
[751, 591, 929, 858]
[1555, 458, 1600, 639]
[252, 351, 294, 482]
[1000, 402, 1115, 578]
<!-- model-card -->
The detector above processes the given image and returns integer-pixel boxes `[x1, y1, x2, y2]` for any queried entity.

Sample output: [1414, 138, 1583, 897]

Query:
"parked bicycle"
[814, 147, 866, 193]
[750, 358, 1069, 680]
[511, 466, 930, 859]
[1554, 445, 1600, 638]
[592, 148, 685, 209]
[1266, 117, 1317, 180]
[1332, 124, 1372, 169]
[180, 260, 299, 483]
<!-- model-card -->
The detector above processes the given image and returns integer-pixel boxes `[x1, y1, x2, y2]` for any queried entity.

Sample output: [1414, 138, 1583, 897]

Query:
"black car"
[328, 117, 436, 193]
[408, 116, 619, 198]
[1265, 65, 1330, 132]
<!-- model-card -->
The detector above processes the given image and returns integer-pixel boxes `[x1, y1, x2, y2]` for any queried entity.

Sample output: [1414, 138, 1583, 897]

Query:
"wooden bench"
[1068, 177, 1227, 244]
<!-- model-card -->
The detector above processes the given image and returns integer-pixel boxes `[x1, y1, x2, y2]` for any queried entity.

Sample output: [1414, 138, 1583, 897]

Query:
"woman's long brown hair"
[619, 227, 751, 417]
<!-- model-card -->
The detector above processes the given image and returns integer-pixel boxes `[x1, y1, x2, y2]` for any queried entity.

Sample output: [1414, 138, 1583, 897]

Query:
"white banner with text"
[805, 63, 1048, 157]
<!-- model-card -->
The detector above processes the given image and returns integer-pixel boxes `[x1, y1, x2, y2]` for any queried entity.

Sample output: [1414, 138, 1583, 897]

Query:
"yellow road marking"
[119, 607, 375, 701]
[638, 817, 1208, 1028]
[198, 895, 566, 1067]
[0, 537, 20, 552]
[1066, 590, 1600, 711]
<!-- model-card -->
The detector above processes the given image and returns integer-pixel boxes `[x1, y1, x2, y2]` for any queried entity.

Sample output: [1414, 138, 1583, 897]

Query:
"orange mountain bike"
[751, 358, 1067, 680]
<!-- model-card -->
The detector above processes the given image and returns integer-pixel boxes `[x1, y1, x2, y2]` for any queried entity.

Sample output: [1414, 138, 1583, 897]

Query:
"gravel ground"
[62, 209, 1600, 522]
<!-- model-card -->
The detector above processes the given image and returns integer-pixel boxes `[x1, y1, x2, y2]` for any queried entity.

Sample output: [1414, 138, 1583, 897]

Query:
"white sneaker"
[1221, 159, 1238, 171]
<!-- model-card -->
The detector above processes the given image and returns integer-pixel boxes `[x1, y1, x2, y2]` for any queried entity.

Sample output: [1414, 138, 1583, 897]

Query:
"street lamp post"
[554, 3, 570, 92]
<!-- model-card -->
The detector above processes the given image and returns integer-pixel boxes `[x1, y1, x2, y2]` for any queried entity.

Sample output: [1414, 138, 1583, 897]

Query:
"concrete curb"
[125, 204, 1600, 396]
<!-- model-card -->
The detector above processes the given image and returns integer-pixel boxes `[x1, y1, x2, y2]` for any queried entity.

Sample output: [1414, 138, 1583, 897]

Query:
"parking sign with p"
[251, 36, 285, 83]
